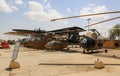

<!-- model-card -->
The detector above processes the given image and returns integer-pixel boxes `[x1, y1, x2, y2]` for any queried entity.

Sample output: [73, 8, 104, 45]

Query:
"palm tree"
[109, 24, 120, 40]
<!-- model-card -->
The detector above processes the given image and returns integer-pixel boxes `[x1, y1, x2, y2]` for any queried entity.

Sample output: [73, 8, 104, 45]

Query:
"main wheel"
[83, 50, 85, 53]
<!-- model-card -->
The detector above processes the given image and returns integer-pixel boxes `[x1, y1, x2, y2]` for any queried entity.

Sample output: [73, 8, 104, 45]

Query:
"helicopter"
[5, 28, 53, 49]
[50, 10, 120, 53]
[45, 26, 86, 50]
[5, 26, 85, 51]
[81, 29, 105, 53]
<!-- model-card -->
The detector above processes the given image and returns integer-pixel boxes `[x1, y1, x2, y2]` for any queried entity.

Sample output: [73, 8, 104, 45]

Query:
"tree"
[109, 24, 120, 40]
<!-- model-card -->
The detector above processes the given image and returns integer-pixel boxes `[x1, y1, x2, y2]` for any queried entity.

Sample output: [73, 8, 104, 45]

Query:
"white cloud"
[25, 12, 48, 21]
[66, 8, 79, 15]
[44, 0, 48, 2]
[25, 1, 62, 22]
[0, 0, 13, 13]
[80, 7, 92, 15]
[93, 6, 106, 13]
[14, 0, 23, 5]
[45, 3, 51, 9]
[48, 9, 62, 18]
[80, 5, 109, 19]
[28, 1, 44, 12]
[10, 5, 18, 11]
[67, 8, 72, 12]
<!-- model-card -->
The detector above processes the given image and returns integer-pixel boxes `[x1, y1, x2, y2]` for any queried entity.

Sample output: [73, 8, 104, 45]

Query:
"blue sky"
[0, 0, 120, 40]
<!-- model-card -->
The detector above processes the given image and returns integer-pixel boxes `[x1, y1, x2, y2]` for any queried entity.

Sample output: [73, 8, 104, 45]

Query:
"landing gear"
[104, 49, 108, 53]
[83, 49, 85, 53]
[83, 49, 89, 53]
[83, 49, 94, 54]
[91, 50, 93, 53]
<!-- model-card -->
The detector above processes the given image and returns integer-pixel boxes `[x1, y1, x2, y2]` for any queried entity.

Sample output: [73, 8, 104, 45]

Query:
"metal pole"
[87, 18, 91, 32]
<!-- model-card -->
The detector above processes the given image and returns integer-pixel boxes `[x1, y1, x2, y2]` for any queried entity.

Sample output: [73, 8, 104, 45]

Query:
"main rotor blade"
[85, 16, 120, 27]
[50, 11, 120, 21]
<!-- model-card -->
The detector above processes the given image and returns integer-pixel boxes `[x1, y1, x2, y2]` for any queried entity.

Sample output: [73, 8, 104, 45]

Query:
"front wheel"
[83, 49, 85, 53]
[105, 49, 108, 53]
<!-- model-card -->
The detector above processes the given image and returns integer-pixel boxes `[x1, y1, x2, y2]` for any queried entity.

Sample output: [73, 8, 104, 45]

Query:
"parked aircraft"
[5, 26, 85, 50]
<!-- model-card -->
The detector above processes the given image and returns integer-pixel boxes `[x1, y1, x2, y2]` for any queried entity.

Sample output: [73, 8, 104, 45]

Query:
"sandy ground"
[0, 45, 120, 76]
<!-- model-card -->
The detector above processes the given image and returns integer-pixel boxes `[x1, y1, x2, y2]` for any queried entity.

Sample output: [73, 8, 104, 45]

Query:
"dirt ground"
[0, 45, 120, 76]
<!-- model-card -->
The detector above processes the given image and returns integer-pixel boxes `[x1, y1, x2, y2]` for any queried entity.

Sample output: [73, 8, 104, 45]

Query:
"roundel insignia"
[82, 39, 87, 43]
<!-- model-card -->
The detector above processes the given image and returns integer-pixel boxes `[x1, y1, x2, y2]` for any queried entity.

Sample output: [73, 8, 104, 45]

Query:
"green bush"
[7, 40, 15, 45]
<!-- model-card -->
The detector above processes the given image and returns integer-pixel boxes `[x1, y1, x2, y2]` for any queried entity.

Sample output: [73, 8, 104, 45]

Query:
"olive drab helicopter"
[5, 26, 85, 51]
[45, 26, 86, 50]
[5, 28, 53, 49]
[50, 10, 120, 53]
